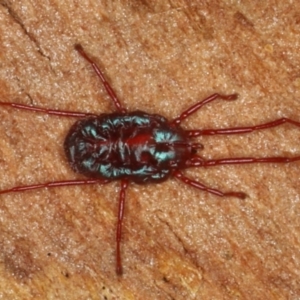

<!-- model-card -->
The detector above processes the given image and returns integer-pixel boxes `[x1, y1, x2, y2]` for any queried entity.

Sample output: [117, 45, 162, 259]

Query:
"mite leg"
[0, 179, 110, 195]
[0, 101, 97, 118]
[187, 118, 300, 137]
[187, 156, 300, 167]
[174, 171, 246, 199]
[171, 93, 238, 126]
[75, 44, 126, 113]
[116, 179, 129, 276]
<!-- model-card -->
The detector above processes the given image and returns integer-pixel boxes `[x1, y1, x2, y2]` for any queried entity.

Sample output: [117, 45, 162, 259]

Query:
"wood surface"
[0, 1, 300, 299]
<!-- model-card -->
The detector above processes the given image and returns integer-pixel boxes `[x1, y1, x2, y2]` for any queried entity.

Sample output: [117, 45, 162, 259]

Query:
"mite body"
[1, 44, 300, 275]
[64, 111, 193, 183]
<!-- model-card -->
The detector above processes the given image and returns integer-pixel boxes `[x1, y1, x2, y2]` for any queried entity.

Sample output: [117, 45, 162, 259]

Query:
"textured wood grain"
[0, 1, 300, 299]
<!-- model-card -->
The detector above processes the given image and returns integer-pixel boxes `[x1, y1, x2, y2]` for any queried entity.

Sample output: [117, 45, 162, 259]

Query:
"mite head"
[149, 127, 203, 169]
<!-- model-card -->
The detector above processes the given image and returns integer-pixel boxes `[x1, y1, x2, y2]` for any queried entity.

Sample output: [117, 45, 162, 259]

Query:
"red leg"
[116, 179, 129, 276]
[186, 155, 300, 167]
[0, 179, 110, 195]
[75, 44, 126, 113]
[0, 101, 97, 118]
[174, 171, 246, 199]
[187, 118, 300, 137]
[172, 93, 238, 126]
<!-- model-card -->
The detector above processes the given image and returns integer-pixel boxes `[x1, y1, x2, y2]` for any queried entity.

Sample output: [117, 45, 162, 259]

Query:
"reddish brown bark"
[0, 1, 299, 299]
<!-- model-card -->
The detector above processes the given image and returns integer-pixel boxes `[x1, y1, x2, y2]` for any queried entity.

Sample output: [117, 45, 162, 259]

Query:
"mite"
[1, 44, 300, 275]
